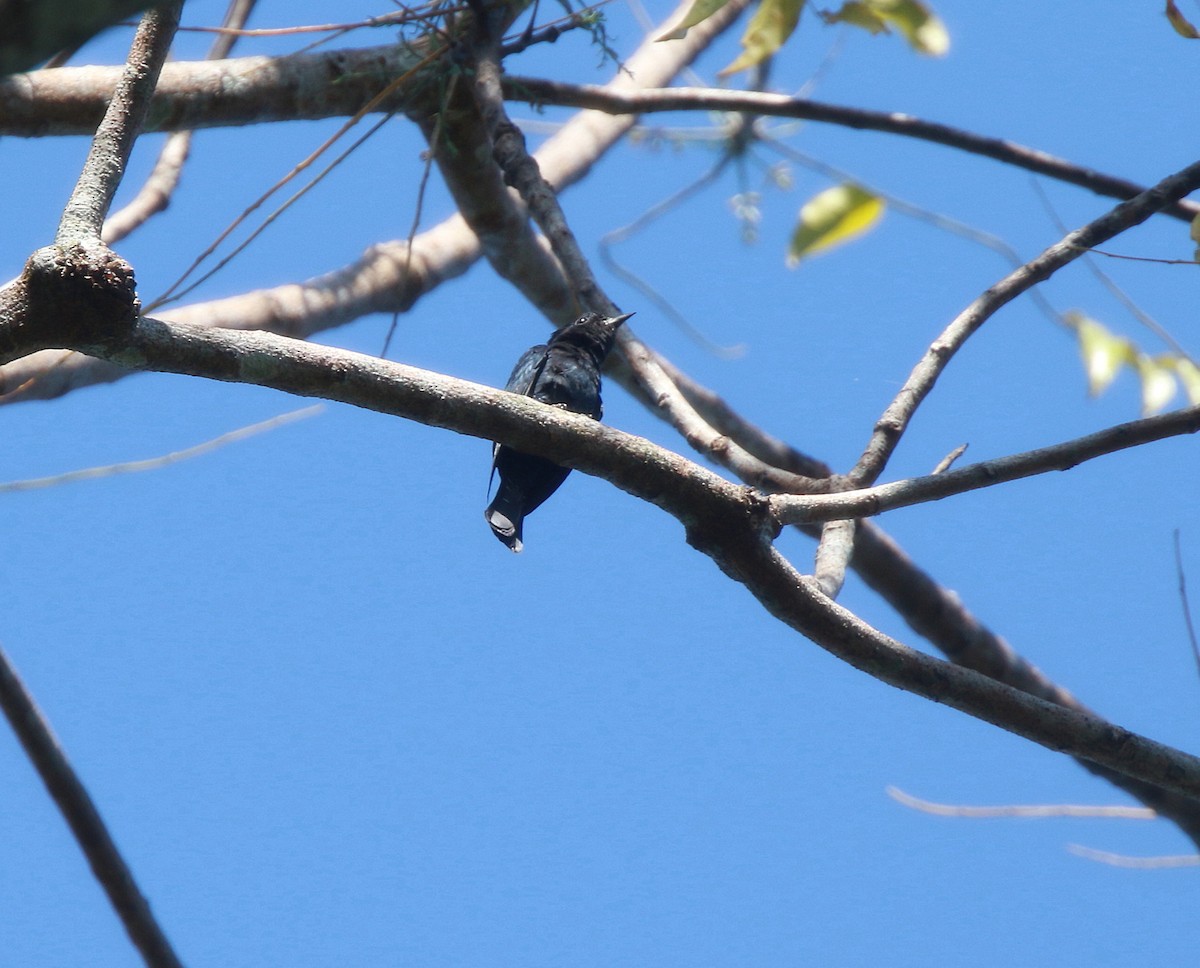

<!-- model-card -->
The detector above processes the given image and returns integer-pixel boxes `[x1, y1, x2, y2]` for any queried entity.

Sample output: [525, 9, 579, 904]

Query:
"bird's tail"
[484, 494, 524, 553]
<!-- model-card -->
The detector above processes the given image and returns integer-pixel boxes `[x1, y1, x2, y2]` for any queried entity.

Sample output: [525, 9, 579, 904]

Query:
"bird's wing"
[490, 345, 550, 492]
[504, 345, 550, 396]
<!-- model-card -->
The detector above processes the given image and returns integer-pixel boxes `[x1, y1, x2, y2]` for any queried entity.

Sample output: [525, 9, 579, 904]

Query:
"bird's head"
[553, 310, 633, 347]
[553, 310, 633, 363]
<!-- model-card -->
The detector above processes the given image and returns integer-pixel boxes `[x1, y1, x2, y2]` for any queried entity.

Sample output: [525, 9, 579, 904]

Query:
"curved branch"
[16, 311, 1197, 810]
[851, 158, 1200, 486]
[501, 79, 1200, 224]
[0, 222, 479, 401]
[775, 403, 1200, 524]
[660, 350, 1200, 842]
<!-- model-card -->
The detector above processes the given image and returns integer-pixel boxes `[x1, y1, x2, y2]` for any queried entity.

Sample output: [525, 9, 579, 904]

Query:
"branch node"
[24, 242, 139, 348]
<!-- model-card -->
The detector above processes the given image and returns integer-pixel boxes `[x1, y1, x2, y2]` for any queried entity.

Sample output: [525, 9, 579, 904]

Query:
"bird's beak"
[611, 312, 634, 327]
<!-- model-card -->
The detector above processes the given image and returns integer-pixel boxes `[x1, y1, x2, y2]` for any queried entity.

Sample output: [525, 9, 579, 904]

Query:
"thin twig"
[144, 41, 447, 312]
[774, 403, 1200, 525]
[382, 70, 460, 359]
[849, 159, 1200, 487]
[813, 518, 855, 598]
[57, 4, 181, 244]
[887, 786, 1157, 819]
[0, 405, 321, 493]
[103, 0, 258, 245]
[1030, 178, 1196, 362]
[146, 111, 395, 311]
[599, 152, 747, 358]
[0, 645, 185, 968]
[931, 444, 967, 475]
[1174, 530, 1200, 680]
[500, 79, 1200, 224]
[761, 137, 1066, 328]
[1067, 844, 1200, 868]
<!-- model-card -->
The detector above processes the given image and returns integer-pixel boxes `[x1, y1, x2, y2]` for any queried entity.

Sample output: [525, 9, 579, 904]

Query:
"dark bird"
[485, 311, 634, 552]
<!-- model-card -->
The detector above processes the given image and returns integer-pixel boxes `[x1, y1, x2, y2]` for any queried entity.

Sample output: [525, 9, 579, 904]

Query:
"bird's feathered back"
[485, 311, 633, 552]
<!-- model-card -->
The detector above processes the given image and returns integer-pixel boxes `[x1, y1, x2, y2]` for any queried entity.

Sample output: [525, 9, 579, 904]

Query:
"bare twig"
[0, 645, 184, 968]
[145, 37, 446, 311]
[1067, 845, 1200, 868]
[2, 312, 1195, 809]
[382, 70, 460, 359]
[500, 80, 1200, 224]
[56, 4, 181, 244]
[8, 51, 1196, 227]
[775, 403, 1200, 525]
[931, 444, 967, 475]
[103, 0, 258, 244]
[887, 786, 1157, 819]
[813, 518, 855, 598]
[1174, 530, 1200, 680]
[850, 159, 1200, 487]
[0, 405, 321, 493]
[1030, 179, 1196, 362]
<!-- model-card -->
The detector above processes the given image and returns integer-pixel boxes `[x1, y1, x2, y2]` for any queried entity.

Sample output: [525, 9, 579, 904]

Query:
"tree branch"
[775, 403, 1200, 525]
[501, 79, 1200, 224]
[658, 348, 1200, 841]
[103, 0, 257, 244]
[850, 158, 1200, 487]
[4, 311, 1196, 812]
[56, 3, 180, 244]
[0, 645, 184, 968]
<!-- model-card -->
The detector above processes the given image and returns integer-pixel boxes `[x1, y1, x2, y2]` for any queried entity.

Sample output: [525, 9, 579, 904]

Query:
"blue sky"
[4, 1, 1200, 965]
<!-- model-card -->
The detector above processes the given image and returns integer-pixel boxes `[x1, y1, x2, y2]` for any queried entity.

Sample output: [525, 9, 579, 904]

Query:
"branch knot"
[24, 241, 139, 348]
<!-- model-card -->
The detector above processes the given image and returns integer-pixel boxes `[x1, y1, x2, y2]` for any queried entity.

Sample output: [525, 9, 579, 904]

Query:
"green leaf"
[1134, 353, 1178, 415]
[818, 2, 889, 34]
[1166, 0, 1200, 38]
[821, 0, 949, 55]
[787, 184, 884, 265]
[1066, 312, 1136, 397]
[1170, 357, 1200, 405]
[718, 0, 806, 77]
[657, 0, 734, 41]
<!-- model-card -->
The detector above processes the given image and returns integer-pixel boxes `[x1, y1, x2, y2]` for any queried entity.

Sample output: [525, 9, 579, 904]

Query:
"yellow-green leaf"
[1166, 0, 1200, 38]
[1066, 312, 1135, 397]
[1190, 211, 1200, 245]
[657, 0, 734, 41]
[878, 0, 949, 54]
[822, 0, 949, 55]
[1170, 357, 1200, 405]
[787, 184, 884, 265]
[818, 2, 888, 34]
[1134, 353, 1178, 415]
[718, 0, 806, 77]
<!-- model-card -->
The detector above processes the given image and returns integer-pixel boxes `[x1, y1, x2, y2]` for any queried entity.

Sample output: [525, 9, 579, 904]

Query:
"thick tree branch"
[775, 403, 1200, 525]
[0, 224, 479, 399]
[4, 311, 1198, 811]
[4, 0, 1196, 842]
[0, 44, 442, 135]
[0, 645, 184, 968]
[851, 158, 1200, 487]
[10, 54, 1198, 229]
[660, 346, 1200, 841]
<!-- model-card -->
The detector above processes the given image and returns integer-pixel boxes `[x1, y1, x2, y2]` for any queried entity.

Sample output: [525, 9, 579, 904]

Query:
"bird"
[485, 311, 634, 552]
